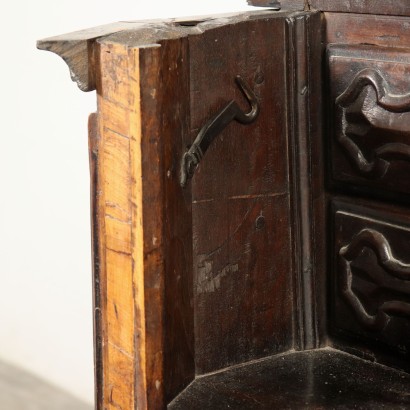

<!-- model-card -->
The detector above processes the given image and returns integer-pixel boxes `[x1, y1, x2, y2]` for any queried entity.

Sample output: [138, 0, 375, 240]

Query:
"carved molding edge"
[36, 22, 140, 92]
[38, 39, 95, 92]
[37, 11, 284, 92]
[335, 68, 410, 178]
[339, 228, 410, 331]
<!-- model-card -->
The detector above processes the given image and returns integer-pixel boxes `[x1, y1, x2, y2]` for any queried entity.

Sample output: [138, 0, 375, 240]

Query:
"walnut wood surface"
[325, 13, 410, 50]
[81, 10, 323, 409]
[170, 349, 410, 409]
[310, 0, 410, 16]
[95, 35, 195, 409]
[328, 45, 410, 200]
[39, 6, 410, 410]
[249, 0, 410, 16]
[190, 16, 293, 375]
[37, 11, 292, 92]
[330, 199, 410, 372]
[88, 113, 102, 410]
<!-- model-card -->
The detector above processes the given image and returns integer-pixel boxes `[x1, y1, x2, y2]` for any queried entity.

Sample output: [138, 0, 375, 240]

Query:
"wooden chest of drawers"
[39, 1, 410, 408]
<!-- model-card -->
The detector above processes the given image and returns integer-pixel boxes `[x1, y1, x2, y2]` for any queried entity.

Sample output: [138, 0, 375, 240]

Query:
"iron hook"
[180, 75, 260, 187]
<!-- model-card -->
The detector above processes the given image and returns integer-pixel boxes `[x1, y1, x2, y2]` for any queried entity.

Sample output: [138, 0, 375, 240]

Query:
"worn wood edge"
[311, 0, 410, 16]
[37, 22, 138, 91]
[248, 0, 308, 10]
[94, 11, 316, 409]
[129, 47, 147, 410]
[246, 0, 283, 9]
[37, 10, 305, 92]
[285, 10, 323, 351]
[103, 10, 306, 47]
[249, 0, 410, 16]
[95, 36, 193, 409]
[88, 112, 104, 409]
[325, 12, 410, 51]
[95, 39, 141, 409]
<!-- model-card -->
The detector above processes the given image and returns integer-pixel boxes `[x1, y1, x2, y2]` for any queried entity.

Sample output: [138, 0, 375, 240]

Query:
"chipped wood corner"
[36, 22, 141, 91]
[37, 38, 97, 92]
[36, 10, 297, 92]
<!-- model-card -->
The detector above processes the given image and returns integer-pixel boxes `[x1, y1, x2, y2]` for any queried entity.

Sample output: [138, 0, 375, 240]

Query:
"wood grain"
[325, 13, 410, 49]
[330, 198, 410, 372]
[96, 39, 138, 410]
[37, 11, 296, 92]
[40, 10, 327, 408]
[328, 45, 410, 202]
[95, 34, 195, 408]
[312, 0, 410, 16]
[89, 11, 325, 408]
[169, 349, 410, 409]
[88, 112, 103, 410]
[249, 0, 410, 17]
[190, 16, 294, 375]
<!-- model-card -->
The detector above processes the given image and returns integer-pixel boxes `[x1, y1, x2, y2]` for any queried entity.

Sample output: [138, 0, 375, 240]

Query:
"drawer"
[328, 45, 410, 198]
[330, 199, 410, 367]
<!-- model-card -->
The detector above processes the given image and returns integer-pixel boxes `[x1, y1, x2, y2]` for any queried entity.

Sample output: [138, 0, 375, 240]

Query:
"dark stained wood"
[247, 0, 289, 8]
[187, 11, 323, 375]
[312, 0, 410, 16]
[330, 198, 410, 372]
[327, 45, 410, 201]
[286, 11, 325, 350]
[169, 348, 410, 409]
[138, 38, 195, 407]
[325, 13, 410, 50]
[190, 16, 294, 375]
[40, 6, 410, 410]
[37, 11, 300, 92]
[88, 112, 103, 410]
[249, 0, 410, 17]
[84, 9, 324, 408]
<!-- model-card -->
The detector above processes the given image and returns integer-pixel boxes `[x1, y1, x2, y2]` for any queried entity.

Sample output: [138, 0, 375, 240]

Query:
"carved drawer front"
[331, 200, 410, 366]
[328, 45, 410, 198]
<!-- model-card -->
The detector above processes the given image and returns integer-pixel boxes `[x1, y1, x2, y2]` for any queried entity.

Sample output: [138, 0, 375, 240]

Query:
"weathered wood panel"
[330, 198, 410, 372]
[190, 17, 294, 375]
[88, 112, 103, 410]
[40, 9, 325, 409]
[189, 11, 323, 373]
[249, 0, 410, 17]
[327, 45, 410, 202]
[313, 0, 410, 16]
[95, 36, 194, 408]
[169, 349, 410, 409]
[325, 13, 410, 50]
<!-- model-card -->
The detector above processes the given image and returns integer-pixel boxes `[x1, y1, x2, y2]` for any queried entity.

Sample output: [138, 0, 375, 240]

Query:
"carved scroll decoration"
[339, 228, 410, 331]
[336, 68, 410, 178]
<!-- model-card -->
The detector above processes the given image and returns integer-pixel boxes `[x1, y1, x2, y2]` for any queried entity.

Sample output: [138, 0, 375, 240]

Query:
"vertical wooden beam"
[96, 39, 138, 410]
[286, 11, 324, 350]
[95, 34, 194, 409]
[88, 112, 103, 410]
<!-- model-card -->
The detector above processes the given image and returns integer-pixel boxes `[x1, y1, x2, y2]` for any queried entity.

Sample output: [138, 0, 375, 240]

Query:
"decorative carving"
[339, 228, 410, 330]
[336, 68, 410, 178]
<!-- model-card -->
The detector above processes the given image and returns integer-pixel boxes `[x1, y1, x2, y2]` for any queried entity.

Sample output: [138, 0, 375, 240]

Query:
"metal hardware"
[180, 75, 260, 187]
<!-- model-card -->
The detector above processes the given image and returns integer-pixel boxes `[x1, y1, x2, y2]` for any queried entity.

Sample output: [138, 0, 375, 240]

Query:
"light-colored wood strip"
[97, 39, 137, 410]
[128, 46, 148, 410]
[95, 29, 194, 409]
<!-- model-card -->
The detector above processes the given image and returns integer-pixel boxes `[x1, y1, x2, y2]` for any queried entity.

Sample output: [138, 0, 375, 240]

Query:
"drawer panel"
[328, 45, 410, 198]
[331, 199, 410, 366]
